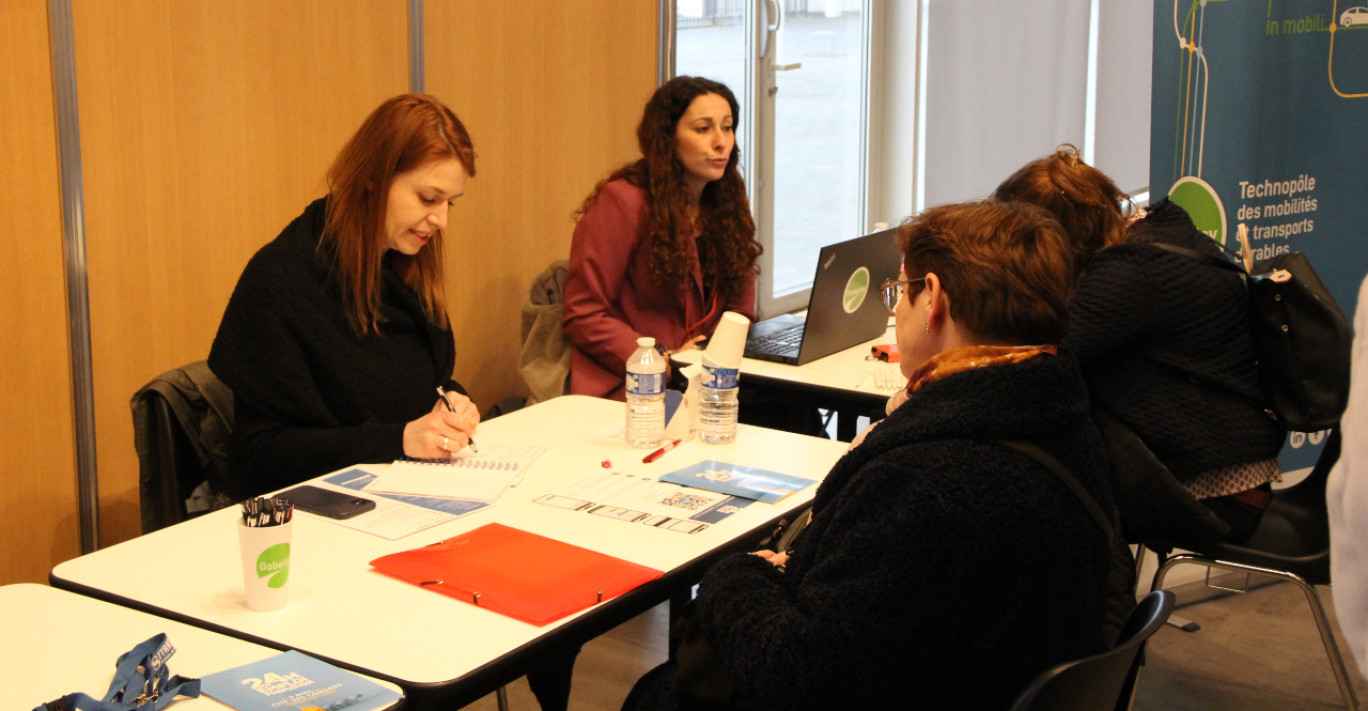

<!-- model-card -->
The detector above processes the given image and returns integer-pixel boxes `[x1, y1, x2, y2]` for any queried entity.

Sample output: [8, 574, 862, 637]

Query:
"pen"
[643, 439, 682, 464]
[435, 386, 479, 453]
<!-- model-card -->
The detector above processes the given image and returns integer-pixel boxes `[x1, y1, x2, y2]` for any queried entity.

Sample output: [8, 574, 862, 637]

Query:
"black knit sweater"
[1061, 198, 1284, 479]
[208, 198, 464, 498]
[635, 352, 1114, 711]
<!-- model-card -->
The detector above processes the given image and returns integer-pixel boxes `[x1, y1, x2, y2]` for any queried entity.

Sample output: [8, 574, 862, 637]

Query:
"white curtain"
[920, 0, 1151, 207]
[1095, 0, 1154, 196]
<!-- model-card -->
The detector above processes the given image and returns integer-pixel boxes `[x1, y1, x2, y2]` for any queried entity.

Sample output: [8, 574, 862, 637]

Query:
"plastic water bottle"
[625, 337, 666, 448]
[697, 358, 739, 444]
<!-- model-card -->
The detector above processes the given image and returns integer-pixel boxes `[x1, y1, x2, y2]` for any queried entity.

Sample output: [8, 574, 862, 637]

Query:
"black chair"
[130, 361, 235, 533]
[1143, 429, 1360, 710]
[1007, 590, 1174, 711]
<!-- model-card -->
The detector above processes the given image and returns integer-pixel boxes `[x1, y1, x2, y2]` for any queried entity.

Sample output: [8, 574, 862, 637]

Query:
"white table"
[51, 395, 847, 709]
[3, 583, 402, 709]
[674, 322, 906, 440]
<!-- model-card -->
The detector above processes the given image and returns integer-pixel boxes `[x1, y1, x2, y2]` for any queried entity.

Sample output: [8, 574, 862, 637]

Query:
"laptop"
[743, 227, 901, 366]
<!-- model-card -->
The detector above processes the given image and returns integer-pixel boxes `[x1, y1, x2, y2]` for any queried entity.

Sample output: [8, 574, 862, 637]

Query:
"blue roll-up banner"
[1151, 0, 1368, 474]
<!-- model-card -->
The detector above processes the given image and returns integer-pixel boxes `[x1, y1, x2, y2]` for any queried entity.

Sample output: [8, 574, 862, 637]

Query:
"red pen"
[643, 439, 682, 463]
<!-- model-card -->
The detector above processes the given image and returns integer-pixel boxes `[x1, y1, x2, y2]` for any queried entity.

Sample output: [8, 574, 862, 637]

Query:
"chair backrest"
[1007, 590, 1175, 711]
[1265, 427, 1337, 538]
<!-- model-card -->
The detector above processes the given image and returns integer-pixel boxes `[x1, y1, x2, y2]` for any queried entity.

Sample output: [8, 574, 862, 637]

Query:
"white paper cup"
[704, 311, 751, 370]
[237, 518, 292, 611]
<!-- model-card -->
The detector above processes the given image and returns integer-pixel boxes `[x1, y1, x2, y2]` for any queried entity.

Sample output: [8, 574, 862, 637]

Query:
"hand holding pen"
[400, 387, 480, 459]
[437, 386, 480, 453]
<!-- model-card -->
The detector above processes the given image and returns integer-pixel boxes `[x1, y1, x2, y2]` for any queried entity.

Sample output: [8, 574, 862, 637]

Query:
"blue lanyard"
[35, 634, 201, 711]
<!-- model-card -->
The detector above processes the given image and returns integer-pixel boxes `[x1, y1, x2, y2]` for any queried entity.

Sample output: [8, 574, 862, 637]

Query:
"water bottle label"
[701, 364, 740, 389]
[627, 372, 665, 396]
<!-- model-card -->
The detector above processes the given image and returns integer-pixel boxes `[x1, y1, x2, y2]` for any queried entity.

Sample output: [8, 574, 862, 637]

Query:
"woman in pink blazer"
[563, 76, 760, 400]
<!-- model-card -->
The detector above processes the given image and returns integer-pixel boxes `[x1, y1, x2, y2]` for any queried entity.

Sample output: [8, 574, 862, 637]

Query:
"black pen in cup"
[436, 386, 479, 453]
[240, 496, 293, 527]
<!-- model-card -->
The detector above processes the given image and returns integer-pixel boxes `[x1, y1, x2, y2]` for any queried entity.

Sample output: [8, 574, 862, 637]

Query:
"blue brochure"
[659, 461, 815, 503]
[200, 650, 400, 710]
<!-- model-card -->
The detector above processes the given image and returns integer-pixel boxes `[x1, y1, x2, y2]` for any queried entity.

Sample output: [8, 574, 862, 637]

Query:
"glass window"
[678, 0, 872, 317]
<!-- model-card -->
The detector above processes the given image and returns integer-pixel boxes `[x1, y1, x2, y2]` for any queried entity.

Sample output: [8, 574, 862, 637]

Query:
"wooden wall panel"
[0, 1, 81, 583]
[426, 1, 658, 409]
[0, 0, 659, 570]
[75, 0, 409, 546]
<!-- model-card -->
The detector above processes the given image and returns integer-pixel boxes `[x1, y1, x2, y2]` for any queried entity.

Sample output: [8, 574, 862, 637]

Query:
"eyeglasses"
[880, 277, 927, 315]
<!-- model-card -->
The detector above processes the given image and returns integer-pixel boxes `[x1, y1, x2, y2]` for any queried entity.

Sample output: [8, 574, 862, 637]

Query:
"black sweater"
[650, 352, 1113, 711]
[208, 198, 463, 498]
[1062, 199, 1284, 479]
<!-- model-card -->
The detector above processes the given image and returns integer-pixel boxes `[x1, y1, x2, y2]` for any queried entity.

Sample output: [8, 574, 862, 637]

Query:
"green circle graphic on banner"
[1168, 176, 1227, 246]
[843, 267, 870, 314]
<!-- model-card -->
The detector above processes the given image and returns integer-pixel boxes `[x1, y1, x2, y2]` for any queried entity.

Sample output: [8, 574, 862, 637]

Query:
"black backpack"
[1153, 243, 1352, 432]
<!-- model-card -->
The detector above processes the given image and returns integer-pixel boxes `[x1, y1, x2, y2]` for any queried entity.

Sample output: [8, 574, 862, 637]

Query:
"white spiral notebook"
[364, 443, 549, 502]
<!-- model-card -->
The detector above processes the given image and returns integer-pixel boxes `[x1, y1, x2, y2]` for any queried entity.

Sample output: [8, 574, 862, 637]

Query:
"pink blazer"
[562, 180, 757, 400]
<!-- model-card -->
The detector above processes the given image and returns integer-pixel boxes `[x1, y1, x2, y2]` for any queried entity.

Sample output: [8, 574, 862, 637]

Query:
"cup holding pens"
[237, 517, 293, 611]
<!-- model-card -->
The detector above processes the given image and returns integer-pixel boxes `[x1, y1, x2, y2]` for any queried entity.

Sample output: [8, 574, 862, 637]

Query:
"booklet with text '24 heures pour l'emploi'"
[199, 649, 400, 710]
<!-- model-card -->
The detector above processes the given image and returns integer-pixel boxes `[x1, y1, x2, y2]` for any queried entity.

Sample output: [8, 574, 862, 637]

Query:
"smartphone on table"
[278, 485, 377, 520]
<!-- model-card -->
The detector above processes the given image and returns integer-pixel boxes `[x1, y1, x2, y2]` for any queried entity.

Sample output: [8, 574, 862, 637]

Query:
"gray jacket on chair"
[130, 360, 235, 531]
[520, 260, 572, 406]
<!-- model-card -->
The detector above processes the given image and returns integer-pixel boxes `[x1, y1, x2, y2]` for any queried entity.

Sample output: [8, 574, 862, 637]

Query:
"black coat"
[1062, 198, 1284, 480]
[639, 351, 1114, 711]
[208, 198, 463, 498]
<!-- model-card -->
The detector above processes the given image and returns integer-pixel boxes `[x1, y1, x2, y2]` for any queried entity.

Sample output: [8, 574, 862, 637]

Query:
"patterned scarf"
[906, 344, 1057, 393]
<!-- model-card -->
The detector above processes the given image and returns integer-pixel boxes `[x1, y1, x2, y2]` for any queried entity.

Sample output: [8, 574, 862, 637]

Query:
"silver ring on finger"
[442, 435, 449, 451]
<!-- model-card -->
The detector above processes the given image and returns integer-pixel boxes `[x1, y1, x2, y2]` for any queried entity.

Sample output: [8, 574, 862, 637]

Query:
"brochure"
[659, 460, 815, 503]
[199, 650, 400, 710]
[535, 468, 762, 533]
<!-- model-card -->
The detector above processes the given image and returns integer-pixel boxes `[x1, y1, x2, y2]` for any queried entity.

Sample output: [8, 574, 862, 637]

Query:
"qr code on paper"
[660, 492, 710, 510]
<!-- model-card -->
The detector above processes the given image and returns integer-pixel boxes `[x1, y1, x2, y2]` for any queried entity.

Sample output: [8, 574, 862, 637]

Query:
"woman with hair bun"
[997, 145, 1285, 544]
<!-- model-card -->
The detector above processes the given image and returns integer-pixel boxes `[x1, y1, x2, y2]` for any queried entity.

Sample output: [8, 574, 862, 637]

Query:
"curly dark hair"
[577, 76, 760, 298]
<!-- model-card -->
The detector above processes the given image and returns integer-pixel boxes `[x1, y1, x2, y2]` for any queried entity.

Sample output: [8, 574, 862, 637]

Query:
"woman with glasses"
[996, 146, 1284, 545]
[623, 200, 1116, 711]
[866, 275, 927, 418]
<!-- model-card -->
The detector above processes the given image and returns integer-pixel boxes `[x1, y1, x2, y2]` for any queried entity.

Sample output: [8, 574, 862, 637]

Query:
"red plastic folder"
[369, 523, 663, 626]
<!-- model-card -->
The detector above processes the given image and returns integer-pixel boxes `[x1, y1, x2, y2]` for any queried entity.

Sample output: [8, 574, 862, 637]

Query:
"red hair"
[323, 93, 476, 335]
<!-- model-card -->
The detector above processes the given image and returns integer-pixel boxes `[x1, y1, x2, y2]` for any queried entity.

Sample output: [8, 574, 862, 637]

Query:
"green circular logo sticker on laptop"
[256, 542, 290, 589]
[843, 267, 870, 314]
[1168, 175, 1227, 246]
